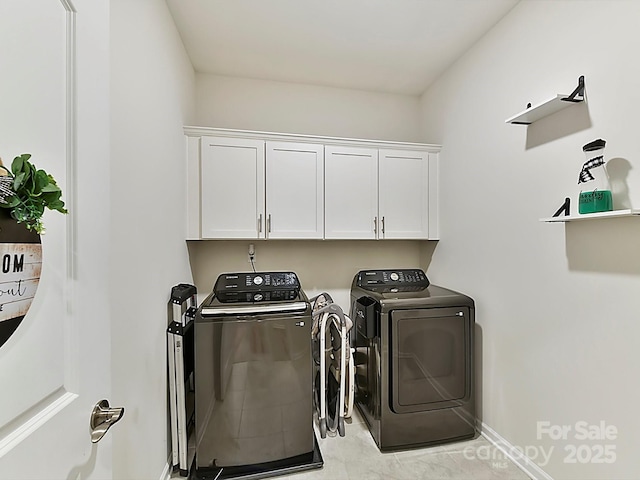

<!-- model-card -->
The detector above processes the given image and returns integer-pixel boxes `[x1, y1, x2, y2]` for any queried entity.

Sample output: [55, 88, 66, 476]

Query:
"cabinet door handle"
[374, 217, 377, 234]
[258, 214, 262, 233]
[381, 216, 385, 235]
[267, 214, 272, 233]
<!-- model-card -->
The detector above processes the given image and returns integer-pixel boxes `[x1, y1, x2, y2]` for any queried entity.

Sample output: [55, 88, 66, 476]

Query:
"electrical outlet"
[248, 243, 256, 264]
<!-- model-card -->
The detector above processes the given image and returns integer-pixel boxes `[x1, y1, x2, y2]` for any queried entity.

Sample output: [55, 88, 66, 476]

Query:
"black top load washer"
[350, 269, 477, 451]
[194, 272, 322, 480]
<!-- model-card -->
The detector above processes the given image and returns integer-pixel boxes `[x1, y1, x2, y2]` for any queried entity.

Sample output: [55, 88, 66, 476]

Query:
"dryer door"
[390, 307, 472, 414]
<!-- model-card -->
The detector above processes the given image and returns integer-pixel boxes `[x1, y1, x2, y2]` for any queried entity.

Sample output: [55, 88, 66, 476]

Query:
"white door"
[0, 2, 113, 479]
[379, 149, 430, 239]
[200, 136, 266, 239]
[266, 142, 324, 239]
[324, 145, 379, 239]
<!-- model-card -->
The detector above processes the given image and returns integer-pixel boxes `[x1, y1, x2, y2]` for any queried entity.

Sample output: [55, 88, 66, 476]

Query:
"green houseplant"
[0, 153, 67, 234]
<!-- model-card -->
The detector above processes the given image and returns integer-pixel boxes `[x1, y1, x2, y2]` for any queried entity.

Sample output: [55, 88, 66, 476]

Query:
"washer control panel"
[356, 269, 430, 292]
[214, 272, 301, 303]
[243, 272, 299, 289]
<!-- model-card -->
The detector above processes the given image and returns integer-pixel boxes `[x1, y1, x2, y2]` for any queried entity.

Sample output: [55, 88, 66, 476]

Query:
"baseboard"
[158, 458, 172, 480]
[480, 421, 554, 480]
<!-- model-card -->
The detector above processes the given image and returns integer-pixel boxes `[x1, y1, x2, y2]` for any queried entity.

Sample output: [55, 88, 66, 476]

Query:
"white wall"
[190, 75, 432, 310]
[420, 1, 640, 478]
[196, 74, 422, 142]
[109, 0, 195, 478]
[188, 240, 435, 310]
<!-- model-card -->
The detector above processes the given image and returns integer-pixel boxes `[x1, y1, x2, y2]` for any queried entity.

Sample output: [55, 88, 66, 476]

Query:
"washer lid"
[200, 300, 309, 316]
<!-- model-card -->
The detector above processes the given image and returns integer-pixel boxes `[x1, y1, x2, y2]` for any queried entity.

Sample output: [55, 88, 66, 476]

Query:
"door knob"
[90, 399, 124, 443]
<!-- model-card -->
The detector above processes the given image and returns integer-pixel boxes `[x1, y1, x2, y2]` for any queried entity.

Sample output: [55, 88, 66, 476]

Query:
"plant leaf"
[3, 196, 20, 207]
[48, 199, 67, 212]
[41, 183, 61, 193]
[11, 154, 28, 175]
[34, 170, 48, 193]
[4, 154, 67, 233]
[13, 172, 25, 190]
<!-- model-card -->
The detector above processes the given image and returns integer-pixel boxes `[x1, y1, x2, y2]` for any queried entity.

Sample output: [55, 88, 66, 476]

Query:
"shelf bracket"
[552, 197, 571, 217]
[561, 76, 585, 103]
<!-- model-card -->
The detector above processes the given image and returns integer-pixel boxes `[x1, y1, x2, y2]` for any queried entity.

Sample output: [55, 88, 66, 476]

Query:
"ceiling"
[165, 0, 519, 96]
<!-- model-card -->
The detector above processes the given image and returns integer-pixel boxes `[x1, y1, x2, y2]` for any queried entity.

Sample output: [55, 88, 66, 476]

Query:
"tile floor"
[283, 413, 532, 480]
[181, 411, 533, 480]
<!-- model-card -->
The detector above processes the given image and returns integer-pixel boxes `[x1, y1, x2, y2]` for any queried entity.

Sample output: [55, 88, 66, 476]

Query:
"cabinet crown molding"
[184, 126, 441, 153]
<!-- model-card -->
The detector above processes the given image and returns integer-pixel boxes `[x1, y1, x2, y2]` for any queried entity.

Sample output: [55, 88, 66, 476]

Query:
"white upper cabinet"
[266, 141, 324, 239]
[379, 149, 430, 239]
[325, 146, 436, 240]
[325, 145, 378, 239]
[186, 128, 440, 241]
[200, 136, 265, 239]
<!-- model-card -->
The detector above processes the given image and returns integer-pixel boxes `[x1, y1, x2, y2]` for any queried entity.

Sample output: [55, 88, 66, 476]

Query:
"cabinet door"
[379, 149, 430, 239]
[324, 145, 379, 239]
[266, 141, 324, 239]
[200, 136, 265, 239]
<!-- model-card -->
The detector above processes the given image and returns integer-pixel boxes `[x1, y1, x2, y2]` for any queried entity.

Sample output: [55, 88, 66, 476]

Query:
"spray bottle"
[578, 139, 613, 214]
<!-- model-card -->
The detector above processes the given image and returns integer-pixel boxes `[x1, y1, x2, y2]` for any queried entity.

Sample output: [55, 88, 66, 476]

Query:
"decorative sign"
[0, 243, 41, 318]
[0, 213, 41, 348]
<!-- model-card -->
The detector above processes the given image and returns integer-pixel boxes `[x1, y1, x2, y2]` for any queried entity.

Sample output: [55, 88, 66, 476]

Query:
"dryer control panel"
[356, 269, 430, 292]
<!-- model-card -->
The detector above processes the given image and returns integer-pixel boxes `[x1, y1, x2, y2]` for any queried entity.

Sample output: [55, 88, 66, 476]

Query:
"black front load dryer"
[350, 269, 477, 451]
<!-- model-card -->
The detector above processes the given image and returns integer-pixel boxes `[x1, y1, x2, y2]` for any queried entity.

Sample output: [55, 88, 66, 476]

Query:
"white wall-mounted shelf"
[506, 76, 585, 125]
[505, 94, 582, 124]
[540, 209, 640, 223]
